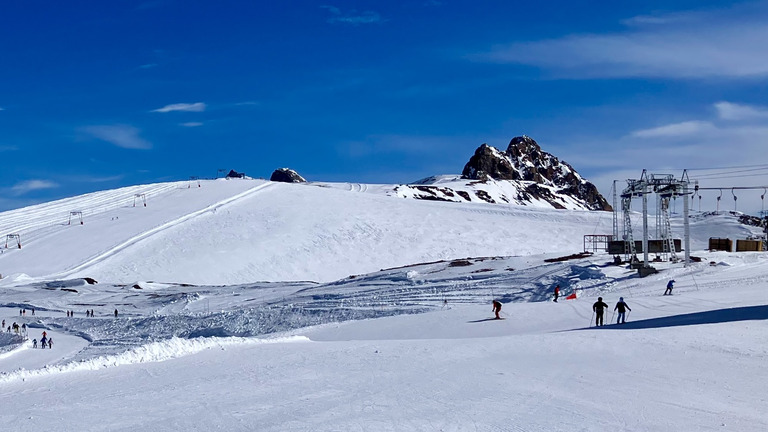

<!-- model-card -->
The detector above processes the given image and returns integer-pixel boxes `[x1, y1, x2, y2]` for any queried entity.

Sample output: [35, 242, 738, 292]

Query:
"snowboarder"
[592, 297, 609, 326]
[664, 280, 675, 295]
[614, 297, 631, 324]
[553, 285, 560, 302]
[492, 300, 502, 319]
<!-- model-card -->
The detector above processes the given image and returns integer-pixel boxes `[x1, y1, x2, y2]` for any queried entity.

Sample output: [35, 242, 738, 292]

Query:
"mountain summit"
[461, 136, 611, 211]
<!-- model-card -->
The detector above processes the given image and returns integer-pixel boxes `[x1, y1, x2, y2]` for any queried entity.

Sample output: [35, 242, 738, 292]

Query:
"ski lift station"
[586, 169, 768, 277]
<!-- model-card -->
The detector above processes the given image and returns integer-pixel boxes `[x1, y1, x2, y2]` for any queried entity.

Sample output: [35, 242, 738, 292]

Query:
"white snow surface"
[0, 178, 766, 431]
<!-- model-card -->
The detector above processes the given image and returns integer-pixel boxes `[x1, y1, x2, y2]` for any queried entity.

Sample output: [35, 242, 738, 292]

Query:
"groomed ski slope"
[0, 252, 766, 431]
[1, 178, 627, 285]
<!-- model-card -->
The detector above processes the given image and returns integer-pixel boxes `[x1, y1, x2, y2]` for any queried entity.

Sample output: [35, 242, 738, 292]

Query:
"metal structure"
[5, 234, 21, 249]
[68, 211, 84, 225]
[584, 234, 613, 253]
[618, 170, 691, 274]
[612, 180, 619, 241]
[133, 193, 147, 207]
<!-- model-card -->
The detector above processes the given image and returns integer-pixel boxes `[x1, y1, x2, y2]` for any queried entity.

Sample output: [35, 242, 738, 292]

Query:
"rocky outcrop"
[226, 170, 246, 179]
[270, 168, 307, 183]
[462, 135, 611, 211]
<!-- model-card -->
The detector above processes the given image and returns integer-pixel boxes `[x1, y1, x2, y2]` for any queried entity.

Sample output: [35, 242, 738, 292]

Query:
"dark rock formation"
[226, 170, 246, 179]
[462, 135, 611, 211]
[270, 168, 307, 183]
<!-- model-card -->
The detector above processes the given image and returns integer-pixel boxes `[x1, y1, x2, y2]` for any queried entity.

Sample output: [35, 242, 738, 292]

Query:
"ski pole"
[690, 273, 700, 291]
[627, 310, 631, 322]
[589, 311, 595, 327]
[611, 309, 616, 324]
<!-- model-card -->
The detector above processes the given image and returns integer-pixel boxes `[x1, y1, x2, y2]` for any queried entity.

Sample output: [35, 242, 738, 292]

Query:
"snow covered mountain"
[397, 135, 611, 211]
[0, 176, 767, 431]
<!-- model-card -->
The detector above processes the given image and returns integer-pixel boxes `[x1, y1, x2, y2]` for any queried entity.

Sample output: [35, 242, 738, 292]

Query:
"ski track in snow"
[56, 182, 274, 279]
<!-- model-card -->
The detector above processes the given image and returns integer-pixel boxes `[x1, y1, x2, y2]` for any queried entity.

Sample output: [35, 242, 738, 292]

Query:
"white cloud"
[82, 125, 152, 149]
[714, 101, 768, 121]
[11, 180, 59, 195]
[151, 102, 206, 113]
[630, 121, 716, 138]
[180, 122, 203, 127]
[477, 5, 768, 79]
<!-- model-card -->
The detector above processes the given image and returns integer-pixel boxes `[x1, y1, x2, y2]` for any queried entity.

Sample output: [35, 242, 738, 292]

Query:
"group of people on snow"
[591, 297, 632, 326]
[492, 279, 679, 326]
[34, 331, 53, 349]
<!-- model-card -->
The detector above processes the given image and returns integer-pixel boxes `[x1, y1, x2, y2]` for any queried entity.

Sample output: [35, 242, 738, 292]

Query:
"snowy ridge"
[0, 335, 309, 383]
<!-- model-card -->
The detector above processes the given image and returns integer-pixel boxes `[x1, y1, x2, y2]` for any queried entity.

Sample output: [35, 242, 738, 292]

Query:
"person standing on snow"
[592, 297, 609, 326]
[553, 285, 560, 302]
[664, 280, 675, 295]
[614, 297, 631, 324]
[492, 300, 502, 319]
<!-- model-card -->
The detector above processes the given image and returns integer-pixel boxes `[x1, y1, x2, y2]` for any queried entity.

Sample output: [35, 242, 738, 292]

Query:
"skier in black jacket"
[592, 297, 609, 326]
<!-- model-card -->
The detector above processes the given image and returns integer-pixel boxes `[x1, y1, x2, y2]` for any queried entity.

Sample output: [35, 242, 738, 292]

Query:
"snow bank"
[0, 335, 309, 383]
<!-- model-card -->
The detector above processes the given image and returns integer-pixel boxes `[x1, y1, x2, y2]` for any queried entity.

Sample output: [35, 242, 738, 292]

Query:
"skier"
[114, 309, 118, 318]
[592, 297, 609, 326]
[492, 300, 502, 319]
[48, 337, 53, 349]
[553, 285, 560, 302]
[40, 336, 47, 349]
[33, 339, 37, 348]
[614, 297, 631, 324]
[664, 280, 675, 295]
[1, 319, 4, 329]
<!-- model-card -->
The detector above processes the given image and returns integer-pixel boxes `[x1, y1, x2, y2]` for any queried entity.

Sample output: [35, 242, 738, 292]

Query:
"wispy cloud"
[476, 4, 768, 79]
[138, 63, 158, 69]
[321, 5, 384, 25]
[559, 100, 768, 214]
[151, 102, 206, 113]
[65, 174, 125, 183]
[11, 179, 59, 196]
[714, 101, 768, 121]
[82, 124, 152, 149]
[180, 122, 203, 127]
[0, 145, 17, 152]
[630, 120, 716, 138]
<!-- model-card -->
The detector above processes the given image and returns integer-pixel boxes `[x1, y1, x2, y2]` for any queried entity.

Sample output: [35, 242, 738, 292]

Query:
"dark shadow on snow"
[467, 317, 504, 323]
[587, 305, 768, 330]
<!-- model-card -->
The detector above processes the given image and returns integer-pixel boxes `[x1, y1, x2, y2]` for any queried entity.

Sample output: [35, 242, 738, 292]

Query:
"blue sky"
[2, 0, 768, 215]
